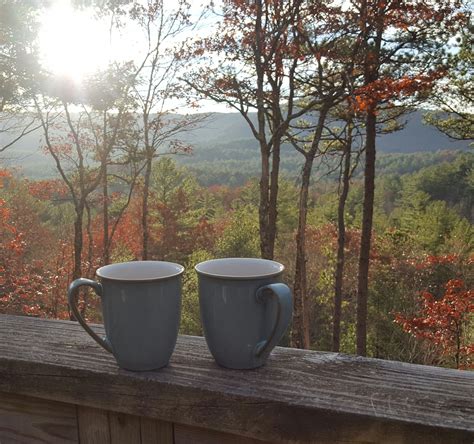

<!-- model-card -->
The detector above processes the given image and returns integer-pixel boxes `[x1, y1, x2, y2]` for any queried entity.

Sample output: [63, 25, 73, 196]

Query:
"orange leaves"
[0, 200, 22, 254]
[413, 254, 459, 270]
[28, 179, 69, 200]
[394, 279, 474, 369]
[373, 0, 465, 34]
[0, 199, 12, 228]
[352, 94, 370, 113]
[0, 170, 11, 178]
[0, 169, 12, 189]
[352, 72, 445, 113]
[0, 175, 72, 320]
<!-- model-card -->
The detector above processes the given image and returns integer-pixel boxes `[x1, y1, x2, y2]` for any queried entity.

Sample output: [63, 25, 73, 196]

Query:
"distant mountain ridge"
[185, 110, 470, 153]
[0, 110, 470, 179]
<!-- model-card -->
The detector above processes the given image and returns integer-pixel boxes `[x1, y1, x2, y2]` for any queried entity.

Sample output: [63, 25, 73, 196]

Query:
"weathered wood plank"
[140, 418, 173, 444]
[108, 412, 141, 443]
[0, 392, 78, 443]
[77, 406, 110, 444]
[0, 315, 472, 444]
[175, 424, 270, 444]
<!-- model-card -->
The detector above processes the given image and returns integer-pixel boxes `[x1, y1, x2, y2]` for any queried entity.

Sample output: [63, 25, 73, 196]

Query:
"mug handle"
[254, 283, 292, 357]
[68, 278, 112, 353]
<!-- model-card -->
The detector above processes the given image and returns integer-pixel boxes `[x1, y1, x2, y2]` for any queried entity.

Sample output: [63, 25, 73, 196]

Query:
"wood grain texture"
[140, 417, 174, 444]
[108, 412, 140, 443]
[140, 418, 173, 444]
[77, 406, 110, 444]
[175, 424, 270, 444]
[0, 392, 78, 443]
[0, 315, 473, 444]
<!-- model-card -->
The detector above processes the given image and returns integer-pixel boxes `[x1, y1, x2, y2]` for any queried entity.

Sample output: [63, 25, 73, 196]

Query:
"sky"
[37, 0, 228, 113]
[39, 2, 126, 82]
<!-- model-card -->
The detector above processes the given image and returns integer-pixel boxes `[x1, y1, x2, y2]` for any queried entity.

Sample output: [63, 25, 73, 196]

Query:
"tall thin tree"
[183, 0, 317, 260]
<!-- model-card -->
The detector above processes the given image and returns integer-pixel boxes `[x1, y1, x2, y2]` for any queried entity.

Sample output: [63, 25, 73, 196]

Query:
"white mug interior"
[96, 261, 184, 281]
[195, 258, 284, 279]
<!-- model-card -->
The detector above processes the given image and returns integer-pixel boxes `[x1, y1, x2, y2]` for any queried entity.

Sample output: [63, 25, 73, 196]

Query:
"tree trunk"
[267, 139, 280, 260]
[72, 201, 85, 282]
[102, 162, 110, 264]
[142, 156, 152, 260]
[70, 204, 84, 321]
[356, 9, 383, 355]
[291, 108, 329, 349]
[291, 155, 313, 349]
[356, 109, 376, 356]
[85, 201, 94, 278]
[81, 201, 94, 319]
[455, 322, 461, 369]
[332, 132, 352, 352]
[259, 146, 271, 259]
[254, 0, 274, 260]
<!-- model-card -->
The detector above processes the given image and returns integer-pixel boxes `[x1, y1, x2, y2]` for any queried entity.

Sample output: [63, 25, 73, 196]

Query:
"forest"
[0, 0, 473, 370]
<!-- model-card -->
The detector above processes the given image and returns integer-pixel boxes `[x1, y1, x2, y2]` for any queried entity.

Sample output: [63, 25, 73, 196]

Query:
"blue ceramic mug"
[68, 261, 184, 371]
[195, 258, 292, 369]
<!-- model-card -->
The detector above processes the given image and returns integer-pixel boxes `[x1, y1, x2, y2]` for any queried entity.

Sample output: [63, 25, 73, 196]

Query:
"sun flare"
[39, 2, 110, 83]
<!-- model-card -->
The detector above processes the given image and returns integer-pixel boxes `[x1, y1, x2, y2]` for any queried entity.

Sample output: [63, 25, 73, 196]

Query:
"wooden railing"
[0, 314, 472, 443]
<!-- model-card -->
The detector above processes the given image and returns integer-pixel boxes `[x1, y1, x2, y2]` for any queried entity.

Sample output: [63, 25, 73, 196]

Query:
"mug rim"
[96, 260, 184, 282]
[195, 257, 284, 280]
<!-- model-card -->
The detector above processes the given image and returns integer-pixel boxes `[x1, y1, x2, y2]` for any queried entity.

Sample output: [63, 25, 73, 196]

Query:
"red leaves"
[352, 72, 444, 113]
[0, 199, 12, 231]
[0, 178, 72, 320]
[394, 279, 474, 369]
[28, 179, 69, 200]
[0, 169, 12, 189]
[413, 254, 459, 270]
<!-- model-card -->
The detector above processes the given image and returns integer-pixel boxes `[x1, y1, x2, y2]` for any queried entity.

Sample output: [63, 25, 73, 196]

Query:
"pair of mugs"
[68, 258, 292, 371]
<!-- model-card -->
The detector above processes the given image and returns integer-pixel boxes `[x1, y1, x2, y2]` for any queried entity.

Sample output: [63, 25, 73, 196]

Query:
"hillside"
[0, 110, 470, 180]
[182, 110, 470, 153]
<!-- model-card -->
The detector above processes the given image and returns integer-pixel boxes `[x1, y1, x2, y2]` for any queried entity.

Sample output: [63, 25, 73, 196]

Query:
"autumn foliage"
[0, 0, 472, 371]
[352, 73, 445, 113]
[0, 184, 71, 319]
[395, 279, 474, 369]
